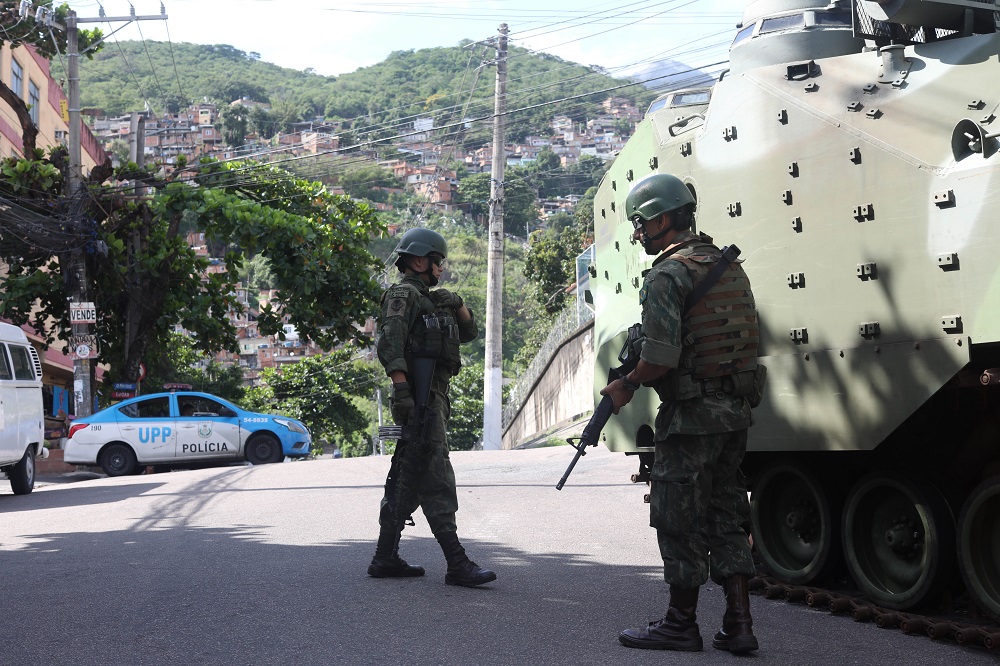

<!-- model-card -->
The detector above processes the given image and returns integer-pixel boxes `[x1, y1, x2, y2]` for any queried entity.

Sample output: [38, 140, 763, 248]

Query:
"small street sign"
[68, 335, 99, 359]
[111, 390, 136, 400]
[113, 382, 137, 391]
[69, 302, 97, 324]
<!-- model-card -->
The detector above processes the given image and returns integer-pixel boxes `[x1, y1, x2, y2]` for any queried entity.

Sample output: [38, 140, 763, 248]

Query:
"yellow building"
[0, 42, 105, 169]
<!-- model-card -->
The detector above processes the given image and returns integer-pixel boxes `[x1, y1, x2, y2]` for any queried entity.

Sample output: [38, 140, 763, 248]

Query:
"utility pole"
[47, 5, 166, 416]
[481, 24, 508, 451]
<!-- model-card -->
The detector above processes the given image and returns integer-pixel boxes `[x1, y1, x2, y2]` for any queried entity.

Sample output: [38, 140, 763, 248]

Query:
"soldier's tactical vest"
[653, 237, 760, 402]
[385, 284, 462, 379]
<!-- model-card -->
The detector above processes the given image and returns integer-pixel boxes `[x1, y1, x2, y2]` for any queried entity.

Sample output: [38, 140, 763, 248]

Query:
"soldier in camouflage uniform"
[367, 227, 497, 588]
[601, 173, 760, 653]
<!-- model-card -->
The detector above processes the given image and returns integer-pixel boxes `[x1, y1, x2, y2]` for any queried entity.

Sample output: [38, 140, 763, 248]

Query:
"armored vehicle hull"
[591, 0, 1000, 617]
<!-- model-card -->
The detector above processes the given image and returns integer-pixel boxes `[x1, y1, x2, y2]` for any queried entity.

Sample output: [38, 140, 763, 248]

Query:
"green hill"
[62, 40, 653, 141]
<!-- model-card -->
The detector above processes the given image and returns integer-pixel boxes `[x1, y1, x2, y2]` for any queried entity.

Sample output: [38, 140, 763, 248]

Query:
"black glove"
[390, 382, 414, 424]
[431, 289, 463, 310]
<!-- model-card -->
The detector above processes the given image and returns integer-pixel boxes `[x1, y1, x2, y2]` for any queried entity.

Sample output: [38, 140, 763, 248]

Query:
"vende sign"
[69, 302, 97, 324]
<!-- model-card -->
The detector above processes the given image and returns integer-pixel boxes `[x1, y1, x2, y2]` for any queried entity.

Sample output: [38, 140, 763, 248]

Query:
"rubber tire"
[958, 476, 1000, 622]
[245, 434, 282, 465]
[842, 472, 955, 610]
[9, 447, 35, 495]
[751, 460, 841, 585]
[100, 443, 138, 477]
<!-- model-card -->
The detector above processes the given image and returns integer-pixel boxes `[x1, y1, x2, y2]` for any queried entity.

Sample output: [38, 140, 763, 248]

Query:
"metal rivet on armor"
[892, 78, 905, 88]
[942, 315, 962, 332]
[957, 339, 963, 346]
[866, 108, 882, 119]
[847, 101, 862, 112]
[615, 241, 620, 251]
[982, 114, 995, 124]
[850, 147, 861, 164]
[612, 180, 617, 190]
[649, 156, 658, 169]
[788, 162, 799, 177]
[611, 201, 616, 212]
[723, 126, 737, 141]
[601, 208, 606, 218]
[863, 83, 877, 93]
[680, 142, 692, 157]
[968, 99, 986, 110]
[937, 253, 958, 270]
[856, 262, 877, 279]
[727, 202, 742, 217]
[626, 169, 633, 181]
[853, 204, 874, 222]
[804, 83, 818, 92]
[933, 190, 955, 208]
[792, 216, 802, 232]
[804, 353, 810, 360]
[777, 109, 788, 124]
[782, 190, 793, 204]
[839, 350, 845, 358]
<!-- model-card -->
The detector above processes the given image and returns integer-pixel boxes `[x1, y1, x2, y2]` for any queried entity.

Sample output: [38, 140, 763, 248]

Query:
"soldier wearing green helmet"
[602, 173, 761, 653]
[368, 227, 497, 587]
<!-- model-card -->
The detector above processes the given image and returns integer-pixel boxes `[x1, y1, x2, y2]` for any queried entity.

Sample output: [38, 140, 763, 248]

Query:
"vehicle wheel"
[100, 443, 138, 477]
[751, 460, 841, 584]
[958, 476, 1000, 621]
[9, 447, 35, 495]
[245, 434, 282, 465]
[842, 472, 955, 610]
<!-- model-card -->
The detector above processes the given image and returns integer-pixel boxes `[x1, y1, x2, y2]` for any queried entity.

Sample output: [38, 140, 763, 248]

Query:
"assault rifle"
[556, 322, 643, 490]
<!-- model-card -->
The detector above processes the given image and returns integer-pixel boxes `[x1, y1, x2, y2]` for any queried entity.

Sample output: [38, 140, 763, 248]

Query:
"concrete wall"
[502, 320, 594, 449]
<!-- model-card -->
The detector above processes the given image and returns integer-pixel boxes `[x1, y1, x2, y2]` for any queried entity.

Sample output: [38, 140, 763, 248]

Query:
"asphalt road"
[1, 446, 996, 666]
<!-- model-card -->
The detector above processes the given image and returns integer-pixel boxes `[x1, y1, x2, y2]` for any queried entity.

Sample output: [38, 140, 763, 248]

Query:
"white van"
[0, 323, 45, 494]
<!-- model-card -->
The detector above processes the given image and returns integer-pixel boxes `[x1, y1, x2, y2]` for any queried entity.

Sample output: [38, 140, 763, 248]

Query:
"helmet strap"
[640, 214, 673, 252]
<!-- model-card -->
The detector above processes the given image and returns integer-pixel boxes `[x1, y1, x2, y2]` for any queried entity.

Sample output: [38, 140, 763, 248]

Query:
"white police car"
[63, 391, 311, 476]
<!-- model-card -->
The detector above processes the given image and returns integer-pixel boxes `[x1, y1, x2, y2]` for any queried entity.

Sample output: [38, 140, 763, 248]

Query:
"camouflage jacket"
[376, 275, 478, 391]
[639, 231, 754, 438]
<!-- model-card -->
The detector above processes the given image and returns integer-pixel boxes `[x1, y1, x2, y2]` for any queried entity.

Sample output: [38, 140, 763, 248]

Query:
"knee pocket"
[649, 462, 702, 534]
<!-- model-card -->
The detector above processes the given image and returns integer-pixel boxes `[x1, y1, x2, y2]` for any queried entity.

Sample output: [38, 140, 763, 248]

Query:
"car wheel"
[9, 447, 35, 495]
[100, 443, 138, 477]
[245, 434, 282, 465]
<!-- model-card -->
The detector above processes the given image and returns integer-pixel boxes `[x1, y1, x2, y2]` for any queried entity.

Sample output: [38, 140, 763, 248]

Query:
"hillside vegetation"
[61, 40, 654, 140]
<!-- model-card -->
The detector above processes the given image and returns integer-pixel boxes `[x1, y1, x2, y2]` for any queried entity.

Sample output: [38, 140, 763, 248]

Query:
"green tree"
[339, 164, 400, 203]
[242, 350, 376, 455]
[456, 171, 537, 235]
[0, 157, 387, 387]
[449, 362, 484, 450]
[221, 104, 249, 147]
[249, 105, 277, 140]
[141, 333, 245, 404]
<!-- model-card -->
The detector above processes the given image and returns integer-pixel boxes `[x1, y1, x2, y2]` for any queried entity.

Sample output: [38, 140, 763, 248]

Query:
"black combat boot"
[367, 526, 425, 578]
[436, 532, 497, 587]
[619, 585, 703, 651]
[712, 575, 759, 653]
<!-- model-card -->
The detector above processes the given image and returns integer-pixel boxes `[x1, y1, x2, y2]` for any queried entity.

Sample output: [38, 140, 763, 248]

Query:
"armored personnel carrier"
[590, 0, 1000, 618]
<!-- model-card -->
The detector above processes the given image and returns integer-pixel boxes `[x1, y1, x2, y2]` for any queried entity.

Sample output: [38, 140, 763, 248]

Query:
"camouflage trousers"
[649, 429, 755, 587]
[379, 391, 459, 536]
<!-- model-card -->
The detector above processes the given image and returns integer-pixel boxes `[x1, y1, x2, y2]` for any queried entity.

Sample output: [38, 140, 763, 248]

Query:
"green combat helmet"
[395, 227, 448, 260]
[625, 173, 695, 222]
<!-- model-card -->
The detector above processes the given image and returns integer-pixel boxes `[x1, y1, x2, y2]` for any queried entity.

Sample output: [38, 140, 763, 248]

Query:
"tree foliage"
[0, 155, 387, 387]
[141, 333, 245, 404]
[242, 350, 376, 456]
[455, 171, 538, 236]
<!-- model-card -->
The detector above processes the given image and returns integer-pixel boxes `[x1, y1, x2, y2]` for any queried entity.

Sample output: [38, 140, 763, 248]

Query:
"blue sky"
[63, 0, 746, 78]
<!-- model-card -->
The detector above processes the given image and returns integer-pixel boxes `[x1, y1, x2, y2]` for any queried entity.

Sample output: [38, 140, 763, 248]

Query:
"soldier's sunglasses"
[429, 254, 446, 268]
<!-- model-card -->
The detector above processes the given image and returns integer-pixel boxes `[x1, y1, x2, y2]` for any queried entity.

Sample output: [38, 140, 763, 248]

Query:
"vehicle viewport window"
[815, 11, 851, 26]
[730, 23, 755, 48]
[760, 14, 804, 35]
[8, 345, 34, 380]
[0, 345, 12, 381]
